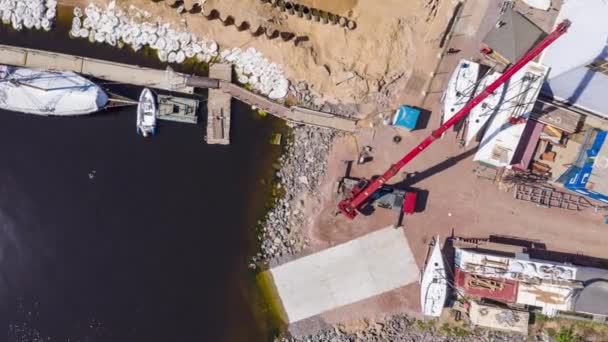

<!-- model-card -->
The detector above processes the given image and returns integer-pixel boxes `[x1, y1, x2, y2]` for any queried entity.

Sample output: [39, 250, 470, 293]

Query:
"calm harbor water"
[0, 8, 285, 342]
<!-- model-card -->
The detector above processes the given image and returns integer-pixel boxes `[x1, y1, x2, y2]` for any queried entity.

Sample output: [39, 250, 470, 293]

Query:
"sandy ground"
[61, 0, 460, 112]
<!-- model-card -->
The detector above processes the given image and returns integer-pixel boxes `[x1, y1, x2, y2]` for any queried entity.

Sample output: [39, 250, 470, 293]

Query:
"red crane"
[338, 20, 571, 220]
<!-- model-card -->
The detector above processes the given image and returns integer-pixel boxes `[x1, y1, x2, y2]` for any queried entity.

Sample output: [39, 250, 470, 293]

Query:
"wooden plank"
[531, 101, 582, 133]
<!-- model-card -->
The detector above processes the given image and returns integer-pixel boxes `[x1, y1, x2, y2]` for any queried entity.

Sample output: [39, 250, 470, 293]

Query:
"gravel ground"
[275, 313, 540, 342]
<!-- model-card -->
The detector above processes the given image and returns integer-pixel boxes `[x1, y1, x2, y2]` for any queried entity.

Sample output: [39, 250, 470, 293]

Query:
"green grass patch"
[555, 327, 583, 342]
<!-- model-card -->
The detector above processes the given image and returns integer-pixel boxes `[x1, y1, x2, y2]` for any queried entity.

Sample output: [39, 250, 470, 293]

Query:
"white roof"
[270, 227, 419, 323]
[0, 65, 108, 115]
[473, 62, 548, 168]
[540, 0, 608, 79]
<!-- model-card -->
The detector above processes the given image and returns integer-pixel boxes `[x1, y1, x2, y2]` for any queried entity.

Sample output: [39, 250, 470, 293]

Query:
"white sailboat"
[136, 88, 157, 137]
[420, 236, 448, 317]
[465, 71, 506, 146]
[442, 59, 479, 125]
[0, 64, 108, 115]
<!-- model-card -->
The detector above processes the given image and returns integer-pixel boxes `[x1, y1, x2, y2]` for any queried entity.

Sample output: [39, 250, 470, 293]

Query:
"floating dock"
[206, 64, 232, 145]
[0, 43, 193, 93]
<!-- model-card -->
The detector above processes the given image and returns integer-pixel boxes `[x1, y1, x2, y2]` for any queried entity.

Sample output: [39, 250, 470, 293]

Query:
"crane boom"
[338, 20, 571, 220]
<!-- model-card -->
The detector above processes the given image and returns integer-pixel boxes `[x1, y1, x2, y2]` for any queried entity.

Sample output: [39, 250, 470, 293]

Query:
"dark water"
[0, 7, 285, 342]
[0, 103, 282, 342]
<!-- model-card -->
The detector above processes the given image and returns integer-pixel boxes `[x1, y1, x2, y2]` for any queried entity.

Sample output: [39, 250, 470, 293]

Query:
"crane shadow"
[394, 147, 479, 187]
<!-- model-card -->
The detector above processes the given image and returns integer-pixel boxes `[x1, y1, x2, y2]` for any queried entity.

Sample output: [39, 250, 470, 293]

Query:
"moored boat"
[137, 88, 157, 137]
[0, 64, 108, 115]
[420, 236, 448, 317]
[442, 59, 479, 125]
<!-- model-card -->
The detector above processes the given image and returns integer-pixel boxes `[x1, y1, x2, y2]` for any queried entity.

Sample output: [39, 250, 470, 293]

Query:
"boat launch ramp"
[269, 226, 419, 323]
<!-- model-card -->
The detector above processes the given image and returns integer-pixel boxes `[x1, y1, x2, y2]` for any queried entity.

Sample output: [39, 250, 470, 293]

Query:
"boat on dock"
[0, 64, 108, 116]
[442, 59, 479, 125]
[137, 88, 157, 137]
[420, 236, 448, 317]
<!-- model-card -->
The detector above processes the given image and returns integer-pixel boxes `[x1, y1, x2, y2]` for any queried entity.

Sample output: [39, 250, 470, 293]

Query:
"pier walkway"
[219, 82, 358, 132]
[0, 43, 358, 133]
[206, 64, 231, 144]
[0, 44, 193, 93]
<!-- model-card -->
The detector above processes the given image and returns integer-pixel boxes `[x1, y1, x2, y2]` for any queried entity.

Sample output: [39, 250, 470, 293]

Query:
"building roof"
[539, 0, 608, 117]
[483, 7, 545, 63]
[573, 280, 608, 316]
[540, 0, 608, 79]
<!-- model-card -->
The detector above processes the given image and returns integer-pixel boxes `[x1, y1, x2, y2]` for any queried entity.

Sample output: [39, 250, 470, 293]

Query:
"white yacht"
[136, 88, 157, 137]
[420, 236, 448, 317]
[442, 59, 479, 125]
[0, 64, 108, 115]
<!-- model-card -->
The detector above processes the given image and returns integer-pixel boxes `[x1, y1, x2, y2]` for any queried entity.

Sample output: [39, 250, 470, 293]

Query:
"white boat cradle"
[442, 59, 480, 125]
[0, 64, 109, 115]
[137, 88, 157, 137]
[0, 0, 56, 31]
[71, 1, 289, 99]
[465, 71, 505, 146]
[420, 236, 448, 317]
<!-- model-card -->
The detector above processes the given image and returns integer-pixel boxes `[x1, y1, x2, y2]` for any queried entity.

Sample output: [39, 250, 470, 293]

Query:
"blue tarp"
[392, 105, 420, 130]
[564, 130, 608, 204]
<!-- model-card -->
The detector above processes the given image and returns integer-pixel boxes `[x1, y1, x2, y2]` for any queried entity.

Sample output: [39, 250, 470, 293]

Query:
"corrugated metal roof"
[483, 7, 545, 62]
[574, 281, 608, 316]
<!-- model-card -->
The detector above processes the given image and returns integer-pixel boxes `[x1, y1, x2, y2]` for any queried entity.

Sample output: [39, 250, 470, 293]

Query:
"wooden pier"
[219, 82, 359, 132]
[0, 44, 193, 93]
[0, 43, 359, 133]
[206, 64, 232, 145]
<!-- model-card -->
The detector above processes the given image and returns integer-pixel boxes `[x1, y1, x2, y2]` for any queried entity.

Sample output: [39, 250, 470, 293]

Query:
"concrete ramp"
[270, 227, 419, 323]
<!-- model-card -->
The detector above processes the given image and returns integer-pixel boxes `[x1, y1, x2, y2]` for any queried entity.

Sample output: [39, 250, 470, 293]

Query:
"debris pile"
[277, 314, 529, 342]
[0, 0, 55, 31]
[70, 1, 289, 99]
[252, 126, 335, 264]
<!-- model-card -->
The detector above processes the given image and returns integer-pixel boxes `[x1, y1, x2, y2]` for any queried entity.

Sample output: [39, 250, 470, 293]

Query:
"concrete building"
[539, 0, 608, 117]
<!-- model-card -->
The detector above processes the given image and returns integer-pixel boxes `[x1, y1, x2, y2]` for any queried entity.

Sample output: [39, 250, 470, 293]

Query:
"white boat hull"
[420, 237, 448, 317]
[442, 60, 479, 125]
[137, 88, 157, 137]
[465, 72, 505, 146]
[0, 65, 108, 115]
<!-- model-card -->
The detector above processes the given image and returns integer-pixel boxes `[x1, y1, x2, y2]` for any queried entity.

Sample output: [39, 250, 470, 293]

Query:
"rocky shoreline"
[250, 124, 336, 265]
[275, 313, 534, 342]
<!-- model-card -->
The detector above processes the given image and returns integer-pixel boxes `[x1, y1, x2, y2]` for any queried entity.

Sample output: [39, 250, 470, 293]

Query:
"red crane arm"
[338, 20, 571, 220]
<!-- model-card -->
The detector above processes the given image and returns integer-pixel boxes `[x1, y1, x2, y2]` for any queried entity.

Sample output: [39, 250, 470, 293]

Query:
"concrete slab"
[270, 226, 419, 323]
